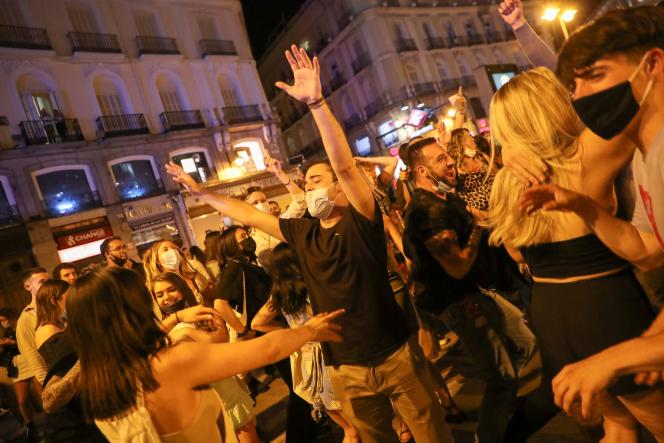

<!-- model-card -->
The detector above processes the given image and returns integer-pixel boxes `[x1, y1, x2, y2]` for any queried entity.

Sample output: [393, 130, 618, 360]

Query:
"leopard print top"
[458, 166, 496, 212]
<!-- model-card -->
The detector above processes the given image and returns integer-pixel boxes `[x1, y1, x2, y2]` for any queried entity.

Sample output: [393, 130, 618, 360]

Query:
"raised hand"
[265, 157, 283, 175]
[275, 44, 323, 105]
[518, 184, 582, 215]
[498, 0, 527, 29]
[449, 86, 467, 112]
[165, 161, 202, 194]
[304, 309, 345, 343]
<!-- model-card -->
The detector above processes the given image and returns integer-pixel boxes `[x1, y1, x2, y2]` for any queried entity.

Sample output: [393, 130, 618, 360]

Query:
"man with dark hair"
[267, 200, 281, 217]
[405, 137, 535, 442]
[100, 236, 145, 276]
[52, 262, 78, 284]
[168, 45, 453, 443]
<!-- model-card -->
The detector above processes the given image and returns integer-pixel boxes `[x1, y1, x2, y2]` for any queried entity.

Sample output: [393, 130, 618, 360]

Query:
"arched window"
[473, 50, 487, 67]
[232, 139, 266, 173]
[156, 73, 186, 112]
[16, 73, 60, 120]
[218, 74, 240, 107]
[93, 75, 128, 116]
[403, 59, 421, 84]
[455, 56, 470, 76]
[32, 165, 100, 218]
[435, 57, 451, 79]
[170, 147, 214, 183]
[108, 155, 163, 202]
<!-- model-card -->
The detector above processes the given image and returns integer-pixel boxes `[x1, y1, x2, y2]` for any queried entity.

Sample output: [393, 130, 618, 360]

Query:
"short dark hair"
[22, 267, 48, 284]
[406, 137, 438, 169]
[303, 160, 337, 181]
[99, 236, 122, 257]
[53, 262, 78, 280]
[268, 200, 278, 205]
[557, 6, 664, 90]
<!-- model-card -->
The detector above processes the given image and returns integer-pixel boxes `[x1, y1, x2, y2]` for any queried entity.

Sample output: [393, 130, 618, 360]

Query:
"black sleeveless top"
[520, 234, 629, 279]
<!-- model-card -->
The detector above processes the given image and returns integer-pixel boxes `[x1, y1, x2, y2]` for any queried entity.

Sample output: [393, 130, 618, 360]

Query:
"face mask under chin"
[109, 254, 127, 266]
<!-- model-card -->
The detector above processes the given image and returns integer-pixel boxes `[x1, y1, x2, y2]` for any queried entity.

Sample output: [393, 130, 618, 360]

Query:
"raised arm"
[498, 0, 557, 70]
[519, 184, 664, 270]
[171, 309, 344, 388]
[251, 298, 285, 333]
[449, 87, 467, 130]
[356, 156, 399, 182]
[265, 157, 307, 219]
[166, 161, 285, 241]
[276, 45, 376, 221]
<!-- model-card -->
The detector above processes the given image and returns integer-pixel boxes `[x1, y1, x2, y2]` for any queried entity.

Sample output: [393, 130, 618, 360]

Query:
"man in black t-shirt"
[405, 138, 536, 442]
[167, 46, 452, 443]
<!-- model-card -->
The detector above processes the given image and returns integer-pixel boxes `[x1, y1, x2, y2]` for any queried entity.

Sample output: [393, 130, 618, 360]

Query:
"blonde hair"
[488, 68, 584, 248]
[143, 240, 197, 288]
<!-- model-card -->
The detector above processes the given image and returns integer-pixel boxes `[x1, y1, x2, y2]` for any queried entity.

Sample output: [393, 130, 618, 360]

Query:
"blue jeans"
[438, 288, 536, 443]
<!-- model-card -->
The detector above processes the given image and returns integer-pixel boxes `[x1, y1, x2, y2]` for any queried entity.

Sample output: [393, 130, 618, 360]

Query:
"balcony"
[199, 39, 237, 57]
[160, 110, 205, 132]
[42, 190, 102, 218]
[450, 35, 467, 47]
[222, 105, 263, 124]
[96, 114, 149, 138]
[439, 78, 459, 92]
[460, 75, 477, 88]
[485, 31, 505, 44]
[342, 114, 363, 132]
[467, 34, 485, 46]
[413, 82, 437, 97]
[364, 96, 387, 119]
[0, 25, 51, 50]
[395, 38, 417, 52]
[19, 119, 85, 146]
[68, 32, 121, 53]
[329, 73, 347, 92]
[351, 52, 371, 74]
[426, 37, 447, 50]
[136, 36, 179, 55]
[0, 204, 21, 227]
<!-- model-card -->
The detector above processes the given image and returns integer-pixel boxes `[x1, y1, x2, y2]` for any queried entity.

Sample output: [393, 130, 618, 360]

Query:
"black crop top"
[520, 234, 629, 279]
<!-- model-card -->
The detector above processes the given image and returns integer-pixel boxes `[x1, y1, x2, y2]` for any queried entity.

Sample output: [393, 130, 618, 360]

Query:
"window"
[218, 75, 240, 107]
[110, 159, 162, 202]
[232, 140, 266, 173]
[378, 120, 398, 147]
[474, 50, 487, 66]
[0, 0, 25, 25]
[16, 74, 60, 120]
[156, 74, 185, 112]
[393, 23, 407, 40]
[66, 4, 98, 33]
[93, 76, 127, 116]
[422, 22, 435, 39]
[134, 12, 160, 36]
[456, 57, 470, 76]
[355, 136, 371, 156]
[34, 167, 99, 217]
[197, 16, 219, 40]
[0, 177, 19, 226]
[171, 151, 212, 183]
[435, 58, 451, 79]
[403, 60, 421, 83]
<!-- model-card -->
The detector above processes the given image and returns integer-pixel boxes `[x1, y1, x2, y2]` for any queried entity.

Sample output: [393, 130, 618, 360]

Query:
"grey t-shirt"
[631, 127, 664, 250]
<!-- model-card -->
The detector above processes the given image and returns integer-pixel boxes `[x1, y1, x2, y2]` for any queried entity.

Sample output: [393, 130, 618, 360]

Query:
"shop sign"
[55, 225, 113, 250]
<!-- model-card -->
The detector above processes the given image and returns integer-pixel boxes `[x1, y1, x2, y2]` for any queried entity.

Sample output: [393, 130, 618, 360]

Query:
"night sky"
[241, 0, 306, 61]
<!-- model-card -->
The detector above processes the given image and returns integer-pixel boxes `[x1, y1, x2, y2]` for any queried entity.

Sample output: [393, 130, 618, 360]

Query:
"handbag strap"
[240, 267, 248, 327]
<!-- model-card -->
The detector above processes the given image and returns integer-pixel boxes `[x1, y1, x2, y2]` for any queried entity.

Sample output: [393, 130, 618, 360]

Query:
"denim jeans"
[438, 288, 536, 443]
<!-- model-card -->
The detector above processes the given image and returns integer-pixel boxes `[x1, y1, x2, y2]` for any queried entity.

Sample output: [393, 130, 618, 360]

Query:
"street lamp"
[542, 6, 576, 39]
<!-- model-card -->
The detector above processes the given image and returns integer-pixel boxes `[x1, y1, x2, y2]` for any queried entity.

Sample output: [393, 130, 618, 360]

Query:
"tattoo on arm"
[42, 361, 80, 413]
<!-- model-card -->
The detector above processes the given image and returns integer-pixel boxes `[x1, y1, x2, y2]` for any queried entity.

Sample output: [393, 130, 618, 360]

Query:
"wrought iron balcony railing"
[136, 36, 179, 55]
[19, 118, 85, 145]
[160, 110, 205, 132]
[199, 39, 237, 57]
[426, 36, 447, 50]
[395, 38, 417, 52]
[68, 32, 121, 53]
[96, 113, 149, 138]
[222, 105, 263, 124]
[0, 24, 51, 50]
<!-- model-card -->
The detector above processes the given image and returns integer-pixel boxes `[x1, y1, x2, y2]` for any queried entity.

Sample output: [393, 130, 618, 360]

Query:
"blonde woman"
[488, 67, 664, 441]
[143, 239, 212, 304]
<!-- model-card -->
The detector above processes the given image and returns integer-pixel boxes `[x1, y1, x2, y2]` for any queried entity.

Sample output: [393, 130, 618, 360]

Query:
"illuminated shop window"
[34, 168, 100, 217]
[111, 159, 163, 202]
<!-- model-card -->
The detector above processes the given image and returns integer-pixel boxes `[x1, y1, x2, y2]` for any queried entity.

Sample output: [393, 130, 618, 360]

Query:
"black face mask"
[160, 298, 187, 316]
[109, 254, 127, 266]
[572, 54, 653, 140]
[240, 237, 257, 255]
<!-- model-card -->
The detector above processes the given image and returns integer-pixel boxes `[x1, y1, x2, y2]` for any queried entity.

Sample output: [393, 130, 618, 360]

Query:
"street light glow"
[560, 9, 577, 22]
[542, 7, 560, 21]
[447, 108, 456, 118]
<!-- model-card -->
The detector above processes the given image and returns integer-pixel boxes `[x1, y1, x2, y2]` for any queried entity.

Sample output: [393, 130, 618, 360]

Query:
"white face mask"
[464, 147, 477, 157]
[305, 183, 336, 219]
[160, 249, 181, 270]
[254, 202, 269, 213]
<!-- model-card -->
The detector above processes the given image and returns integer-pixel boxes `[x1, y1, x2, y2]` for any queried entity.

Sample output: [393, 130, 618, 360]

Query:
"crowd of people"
[0, 1, 663, 442]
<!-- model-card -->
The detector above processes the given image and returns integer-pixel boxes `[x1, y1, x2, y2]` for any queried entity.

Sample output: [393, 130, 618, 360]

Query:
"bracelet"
[307, 96, 326, 109]
[282, 177, 292, 186]
[174, 311, 181, 323]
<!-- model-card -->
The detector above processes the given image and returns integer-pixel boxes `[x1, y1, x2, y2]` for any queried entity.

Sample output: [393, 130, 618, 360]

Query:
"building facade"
[0, 0, 283, 307]
[258, 0, 551, 161]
